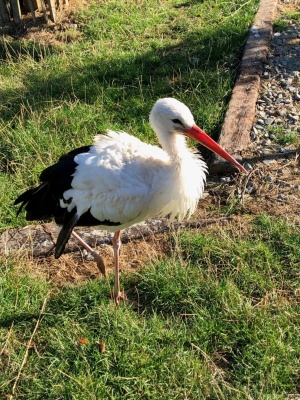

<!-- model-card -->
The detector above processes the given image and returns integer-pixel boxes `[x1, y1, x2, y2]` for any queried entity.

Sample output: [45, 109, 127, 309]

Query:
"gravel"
[250, 0, 300, 155]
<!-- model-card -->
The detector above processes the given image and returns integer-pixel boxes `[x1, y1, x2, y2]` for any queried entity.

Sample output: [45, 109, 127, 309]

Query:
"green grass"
[0, 216, 299, 399]
[273, 19, 290, 32]
[285, 11, 300, 22]
[273, 9, 300, 32]
[266, 125, 299, 146]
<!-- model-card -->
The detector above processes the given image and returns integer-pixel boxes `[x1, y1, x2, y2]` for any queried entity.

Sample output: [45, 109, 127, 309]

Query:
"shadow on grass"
[0, 312, 41, 329]
[0, 19, 248, 134]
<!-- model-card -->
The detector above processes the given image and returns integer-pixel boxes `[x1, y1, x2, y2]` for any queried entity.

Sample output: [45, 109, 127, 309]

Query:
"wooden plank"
[210, 0, 279, 174]
[0, 0, 10, 23]
[48, 0, 56, 22]
[27, 0, 36, 23]
[10, 0, 22, 23]
[32, 0, 42, 11]
[40, 0, 48, 22]
[23, 0, 41, 12]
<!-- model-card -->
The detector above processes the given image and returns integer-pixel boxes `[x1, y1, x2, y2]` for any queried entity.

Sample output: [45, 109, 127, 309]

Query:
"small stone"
[262, 149, 272, 156]
[258, 110, 267, 118]
[280, 79, 287, 87]
[288, 86, 297, 93]
[287, 114, 299, 123]
[261, 95, 272, 103]
[276, 179, 287, 187]
[262, 159, 273, 165]
[262, 139, 272, 146]
[220, 177, 231, 183]
[277, 109, 287, 116]
[266, 175, 273, 182]
[286, 32, 297, 39]
[254, 123, 264, 130]
[246, 186, 255, 194]
[235, 188, 242, 199]
[294, 91, 300, 103]
[243, 162, 253, 171]
[250, 131, 257, 141]
[278, 168, 289, 175]
[277, 194, 287, 202]
[264, 118, 274, 125]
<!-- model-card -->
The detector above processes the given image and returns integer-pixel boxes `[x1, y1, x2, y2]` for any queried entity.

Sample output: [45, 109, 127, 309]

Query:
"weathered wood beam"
[48, 0, 56, 22]
[210, 0, 279, 174]
[27, 0, 36, 23]
[10, 0, 22, 23]
[0, 0, 10, 23]
[40, 0, 48, 22]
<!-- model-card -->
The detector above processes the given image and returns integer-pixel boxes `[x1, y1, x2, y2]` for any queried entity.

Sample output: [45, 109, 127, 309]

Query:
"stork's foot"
[91, 251, 107, 277]
[113, 290, 127, 306]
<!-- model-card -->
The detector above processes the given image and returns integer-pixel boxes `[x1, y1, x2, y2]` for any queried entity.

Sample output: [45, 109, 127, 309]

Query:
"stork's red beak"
[186, 124, 247, 174]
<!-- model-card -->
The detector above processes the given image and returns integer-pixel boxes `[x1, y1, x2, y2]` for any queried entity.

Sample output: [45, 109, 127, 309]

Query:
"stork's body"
[15, 98, 246, 304]
[60, 129, 207, 231]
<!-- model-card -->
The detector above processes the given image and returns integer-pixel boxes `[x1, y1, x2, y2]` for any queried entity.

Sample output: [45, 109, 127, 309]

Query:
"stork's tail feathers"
[15, 183, 80, 259]
[14, 183, 56, 220]
[55, 211, 79, 259]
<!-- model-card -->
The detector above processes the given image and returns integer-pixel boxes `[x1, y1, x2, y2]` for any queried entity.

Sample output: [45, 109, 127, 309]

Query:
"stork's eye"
[171, 118, 184, 126]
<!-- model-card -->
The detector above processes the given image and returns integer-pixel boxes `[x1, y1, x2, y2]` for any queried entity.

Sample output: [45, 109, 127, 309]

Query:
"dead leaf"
[78, 337, 88, 345]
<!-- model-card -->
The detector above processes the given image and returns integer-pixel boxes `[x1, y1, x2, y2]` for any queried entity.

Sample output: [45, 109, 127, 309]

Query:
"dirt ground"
[1, 0, 300, 287]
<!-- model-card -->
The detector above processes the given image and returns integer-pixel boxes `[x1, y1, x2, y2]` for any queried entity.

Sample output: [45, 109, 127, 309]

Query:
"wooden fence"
[0, 0, 68, 24]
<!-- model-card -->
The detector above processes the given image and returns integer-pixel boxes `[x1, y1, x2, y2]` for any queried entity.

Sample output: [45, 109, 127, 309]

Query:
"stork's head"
[149, 98, 247, 174]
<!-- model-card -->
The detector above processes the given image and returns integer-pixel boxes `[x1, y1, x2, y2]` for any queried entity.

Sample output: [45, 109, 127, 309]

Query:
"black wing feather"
[15, 144, 121, 259]
[55, 208, 80, 258]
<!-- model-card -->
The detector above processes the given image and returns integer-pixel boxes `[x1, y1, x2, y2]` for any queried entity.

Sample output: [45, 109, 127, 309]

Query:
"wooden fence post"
[48, 0, 56, 22]
[0, 0, 68, 25]
[0, 0, 10, 23]
[10, 0, 21, 23]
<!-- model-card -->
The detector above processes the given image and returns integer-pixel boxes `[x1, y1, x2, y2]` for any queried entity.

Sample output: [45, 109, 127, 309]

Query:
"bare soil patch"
[0, 0, 85, 44]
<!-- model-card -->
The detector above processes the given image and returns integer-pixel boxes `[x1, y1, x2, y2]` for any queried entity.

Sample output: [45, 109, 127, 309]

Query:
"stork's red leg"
[71, 231, 106, 276]
[111, 230, 125, 305]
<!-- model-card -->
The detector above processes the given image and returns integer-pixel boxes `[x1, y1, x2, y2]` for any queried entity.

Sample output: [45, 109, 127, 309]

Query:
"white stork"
[15, 98, 247, 304]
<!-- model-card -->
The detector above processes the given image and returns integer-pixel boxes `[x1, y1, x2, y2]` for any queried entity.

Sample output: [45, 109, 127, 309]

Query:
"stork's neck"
[157, 129, 191, 162]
